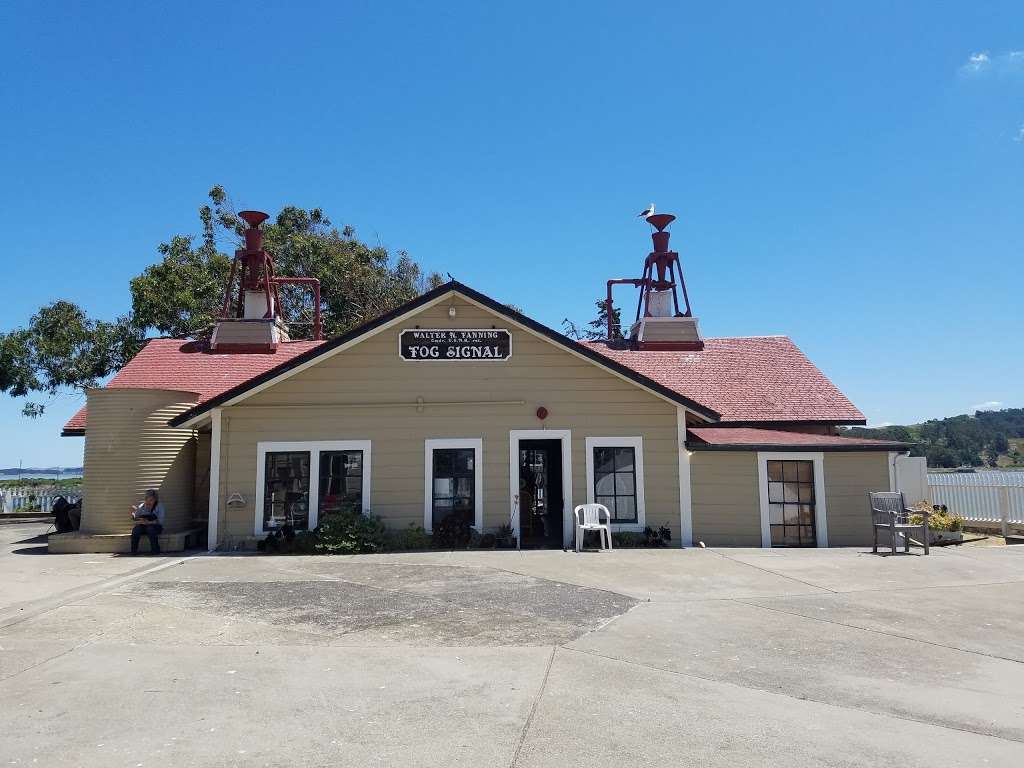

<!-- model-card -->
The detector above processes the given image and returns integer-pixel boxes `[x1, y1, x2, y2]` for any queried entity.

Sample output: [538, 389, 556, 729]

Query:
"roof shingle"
[687, 426, 904, 450]
[62, 338, 324, 434]
[584, 337, 864, 424]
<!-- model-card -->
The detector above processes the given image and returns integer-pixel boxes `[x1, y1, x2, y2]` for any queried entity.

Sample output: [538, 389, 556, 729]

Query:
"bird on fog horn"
[638, 203, 655, 218]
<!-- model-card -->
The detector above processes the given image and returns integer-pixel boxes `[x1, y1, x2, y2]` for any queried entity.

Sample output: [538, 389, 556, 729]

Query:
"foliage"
[611, 526, 673, 548]
[0, 478, 82, 489]
[495, 523, 516, 548]
[313, 510, 388, 554]
[0, 302, 143, 416]
[257, 525, 317, 554]
[562, 299, 622, 341]
[2, 185, 443, 417]
[432, 513, 473, 549]
[383, 523, 433, 551]
[909, 503, 963, 532]
[841, 408, 1024, 468]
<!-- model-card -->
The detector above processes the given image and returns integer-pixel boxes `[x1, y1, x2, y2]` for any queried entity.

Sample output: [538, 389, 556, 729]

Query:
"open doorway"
[517, 439, 564, 549]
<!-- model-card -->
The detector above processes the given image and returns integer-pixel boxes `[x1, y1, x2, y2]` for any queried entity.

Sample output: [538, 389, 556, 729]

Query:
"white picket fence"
[0, 486, 82, 515]
[927, 472, 1024, 533]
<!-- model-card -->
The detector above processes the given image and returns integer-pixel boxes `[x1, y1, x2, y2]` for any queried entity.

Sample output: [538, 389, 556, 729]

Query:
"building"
[53, 211, 908, 553]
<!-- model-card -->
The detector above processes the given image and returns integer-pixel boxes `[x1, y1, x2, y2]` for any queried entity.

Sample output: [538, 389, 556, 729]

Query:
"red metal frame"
[605, 212, 693, 340]
[219, 210, 323, 341]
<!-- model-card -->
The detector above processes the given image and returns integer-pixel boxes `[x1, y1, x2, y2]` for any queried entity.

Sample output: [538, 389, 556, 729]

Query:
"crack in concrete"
[560, 646, 1024, 746]
[509, 646, 557, 768]
[731, 597, 1024, 665]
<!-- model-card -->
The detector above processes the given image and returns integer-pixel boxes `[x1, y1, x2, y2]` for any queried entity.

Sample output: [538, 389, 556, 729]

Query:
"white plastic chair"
[574, 504, 613, 552]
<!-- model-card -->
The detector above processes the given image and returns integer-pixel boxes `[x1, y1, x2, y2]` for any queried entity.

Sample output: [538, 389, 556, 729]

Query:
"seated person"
[130, 489, 165, 555]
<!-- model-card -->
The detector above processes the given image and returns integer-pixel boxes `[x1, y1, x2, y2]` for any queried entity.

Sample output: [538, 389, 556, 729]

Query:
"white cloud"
[960, 49, 1024, 75]
[867, 421, 894, 428]
[962, 51, 991, 73]
[1015, 125, 1024, 143]
[971, 400, 1003, 412]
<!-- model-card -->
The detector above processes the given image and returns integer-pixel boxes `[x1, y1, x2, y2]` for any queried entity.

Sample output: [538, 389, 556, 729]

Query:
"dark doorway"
[518, 439, 564, 549]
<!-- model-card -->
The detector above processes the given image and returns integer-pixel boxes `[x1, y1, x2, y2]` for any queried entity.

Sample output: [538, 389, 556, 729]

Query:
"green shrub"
[314, 510, 388, 554]
[383, 523, 432, 552]
[611, 531, 646, 548]
[432, 513, 473, 549]
[909, 502, 964, 532]
[258, 527, 317, 554]
[611, 525, 672, 548]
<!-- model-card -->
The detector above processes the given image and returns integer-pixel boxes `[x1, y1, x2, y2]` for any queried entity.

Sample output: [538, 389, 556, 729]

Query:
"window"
[585, 437, 646, 529]
[424, 439, 483, 531]
[255, 441, 371, 534]
[319, 450, 364, 516]
[432, 449, 475, 528]
[766, 460, 816, 547]
[262, 451, 311, 531]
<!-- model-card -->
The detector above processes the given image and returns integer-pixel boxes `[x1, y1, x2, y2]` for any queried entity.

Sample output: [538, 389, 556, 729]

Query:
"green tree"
[0, 302, 143, 416]
[0, 185, 442, 416]
[562, 298, 623, 341]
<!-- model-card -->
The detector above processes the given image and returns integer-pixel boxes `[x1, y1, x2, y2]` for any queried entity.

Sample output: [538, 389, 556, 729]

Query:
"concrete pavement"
[2, 524, 1023, 766]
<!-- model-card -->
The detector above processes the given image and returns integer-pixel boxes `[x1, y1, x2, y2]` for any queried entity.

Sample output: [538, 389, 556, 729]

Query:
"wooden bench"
[48, 526, 206, 554]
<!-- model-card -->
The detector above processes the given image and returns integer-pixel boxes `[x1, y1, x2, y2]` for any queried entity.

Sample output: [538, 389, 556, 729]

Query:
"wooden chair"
[574, 504, 613, 552]
[869, 491, 929, 555]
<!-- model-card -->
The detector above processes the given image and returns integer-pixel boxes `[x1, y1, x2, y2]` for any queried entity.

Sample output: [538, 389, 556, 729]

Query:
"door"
[518, 439, 564, 548]
[767, 459, 817, 547]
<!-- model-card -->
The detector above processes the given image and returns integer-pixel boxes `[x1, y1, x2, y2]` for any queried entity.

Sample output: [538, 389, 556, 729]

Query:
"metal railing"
[0, 486, 82, 515]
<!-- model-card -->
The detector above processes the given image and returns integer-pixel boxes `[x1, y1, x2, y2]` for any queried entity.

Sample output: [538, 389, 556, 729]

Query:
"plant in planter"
[910, 502, 965, 544]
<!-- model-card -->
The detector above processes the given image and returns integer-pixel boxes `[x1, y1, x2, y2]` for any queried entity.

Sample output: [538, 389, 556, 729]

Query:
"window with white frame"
[256, 441, 371, 534]
[585, 436, 646, 528]
[424, 438, 483, 531]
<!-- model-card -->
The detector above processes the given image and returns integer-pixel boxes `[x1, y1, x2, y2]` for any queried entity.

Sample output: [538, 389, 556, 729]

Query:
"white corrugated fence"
[927, 471, 1024, 532]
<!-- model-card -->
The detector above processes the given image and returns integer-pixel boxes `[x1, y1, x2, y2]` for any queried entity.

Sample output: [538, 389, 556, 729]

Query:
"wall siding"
[825, 452, 890, 546]
[689, 451, 761, 546]
[216, 296, 681, 546]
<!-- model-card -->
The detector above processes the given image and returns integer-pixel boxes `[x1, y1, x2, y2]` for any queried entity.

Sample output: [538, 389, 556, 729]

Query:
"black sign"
[400, 328, 512, 361]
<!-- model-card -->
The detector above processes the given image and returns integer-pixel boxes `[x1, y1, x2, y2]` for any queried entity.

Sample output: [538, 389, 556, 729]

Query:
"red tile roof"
[688, 426, 905, 450]
[62, 338, 324, 434]
[583, 337, 865, 424]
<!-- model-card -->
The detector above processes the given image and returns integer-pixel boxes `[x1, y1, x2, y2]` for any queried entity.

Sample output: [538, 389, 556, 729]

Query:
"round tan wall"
[80, 388, 200, 534]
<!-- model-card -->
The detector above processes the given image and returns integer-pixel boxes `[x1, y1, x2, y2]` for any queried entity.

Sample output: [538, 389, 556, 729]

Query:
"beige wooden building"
[56, 278, 907, 554]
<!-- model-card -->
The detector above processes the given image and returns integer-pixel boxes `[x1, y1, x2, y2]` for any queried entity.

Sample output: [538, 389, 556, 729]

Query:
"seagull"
[638, 203, 655, 218]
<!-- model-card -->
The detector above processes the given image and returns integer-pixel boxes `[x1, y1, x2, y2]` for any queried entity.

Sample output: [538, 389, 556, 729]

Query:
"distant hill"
[0, 467, 83, 477]
[840, 408, 1024, 468]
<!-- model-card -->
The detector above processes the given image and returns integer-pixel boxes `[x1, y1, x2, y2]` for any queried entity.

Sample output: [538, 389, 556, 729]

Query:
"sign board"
[399, 328, 512, 361]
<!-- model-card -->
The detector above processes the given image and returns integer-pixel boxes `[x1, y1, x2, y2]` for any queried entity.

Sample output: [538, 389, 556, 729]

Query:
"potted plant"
[910, 503, 964, 545]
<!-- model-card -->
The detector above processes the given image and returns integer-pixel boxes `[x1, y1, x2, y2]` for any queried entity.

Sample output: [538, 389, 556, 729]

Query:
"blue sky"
[0, 1, 1021, 467]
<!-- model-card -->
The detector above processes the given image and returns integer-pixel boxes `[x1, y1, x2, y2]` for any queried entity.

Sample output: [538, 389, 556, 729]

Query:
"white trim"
[206, 409, 222, 551]
[887, 451, 898, 493]
[509, 429, 573, 548]
[254, 440, 371, 535]
[423, 438, 484, 531]
[677, 407, 693, 546]
[584, 436, 647, 532]
[177, 288, 717, 429]
[756, 451, 829, 548]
